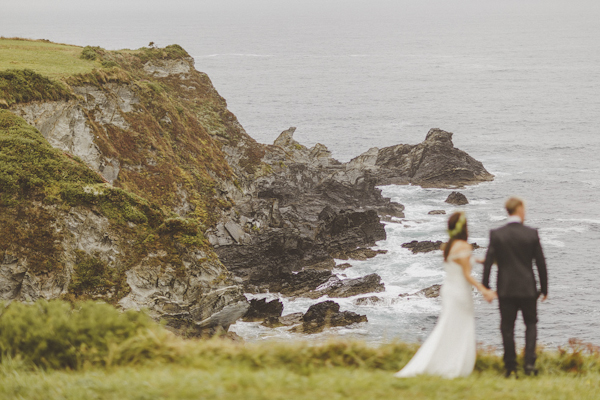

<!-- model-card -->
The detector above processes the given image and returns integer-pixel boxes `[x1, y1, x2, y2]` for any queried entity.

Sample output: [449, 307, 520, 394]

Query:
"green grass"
[0, 300, 599, 399]
[0, 38, 98, 78]
[1, 362, 599, 400]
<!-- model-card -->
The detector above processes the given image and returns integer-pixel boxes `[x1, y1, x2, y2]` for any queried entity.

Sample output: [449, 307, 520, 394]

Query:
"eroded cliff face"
[1, 42, 493, 333]
[1, 46, 256, 336]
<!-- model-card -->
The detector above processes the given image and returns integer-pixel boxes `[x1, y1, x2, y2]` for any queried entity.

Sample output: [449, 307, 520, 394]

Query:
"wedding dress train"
[395, 250, 476, 379]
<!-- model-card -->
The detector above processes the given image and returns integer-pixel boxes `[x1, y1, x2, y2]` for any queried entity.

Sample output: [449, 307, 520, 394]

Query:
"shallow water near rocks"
[3, 0, 600, 347]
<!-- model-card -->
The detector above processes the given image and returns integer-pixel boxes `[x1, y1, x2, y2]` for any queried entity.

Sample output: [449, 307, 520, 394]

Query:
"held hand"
[475, 257, 485, 264]
[482, 289, 497, 303]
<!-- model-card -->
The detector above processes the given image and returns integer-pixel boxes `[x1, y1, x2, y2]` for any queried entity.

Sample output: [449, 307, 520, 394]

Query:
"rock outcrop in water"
[242, 298, 284, 322]
[399, 284, 442, 299]
[354, 296, 384, 305]
[1, 40, 493, 336]
[428, 210, 446, 215]
[445, 191, 469, 205]
[262, 312, 304, 328]
[401, 240, 480, 255]
[347, 128, 494, 188]
[402, 240, 444, 254]
[305, 273, 386, 299]
[290, 300, 368, 334]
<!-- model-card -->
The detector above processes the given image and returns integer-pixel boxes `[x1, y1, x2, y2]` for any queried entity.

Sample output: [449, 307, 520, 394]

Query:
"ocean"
[2, 0, 600, 348]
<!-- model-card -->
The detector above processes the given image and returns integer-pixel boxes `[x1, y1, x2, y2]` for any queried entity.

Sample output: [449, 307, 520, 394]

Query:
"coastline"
[1, 39, 493, 340]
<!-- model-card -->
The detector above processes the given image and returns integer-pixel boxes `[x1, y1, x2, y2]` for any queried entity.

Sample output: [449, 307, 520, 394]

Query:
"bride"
[395, 212, 497, 379]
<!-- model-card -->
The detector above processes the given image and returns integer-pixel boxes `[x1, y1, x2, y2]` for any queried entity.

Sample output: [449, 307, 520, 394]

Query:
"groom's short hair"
[505, 197, 524, 215]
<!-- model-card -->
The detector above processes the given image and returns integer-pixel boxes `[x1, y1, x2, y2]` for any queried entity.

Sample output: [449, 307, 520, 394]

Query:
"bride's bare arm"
[451, 242, 497, 302]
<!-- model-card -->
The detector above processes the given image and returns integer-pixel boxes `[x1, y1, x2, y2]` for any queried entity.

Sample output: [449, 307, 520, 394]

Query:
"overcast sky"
[2, 0, 598, 52]
[4, 0, 593, 15]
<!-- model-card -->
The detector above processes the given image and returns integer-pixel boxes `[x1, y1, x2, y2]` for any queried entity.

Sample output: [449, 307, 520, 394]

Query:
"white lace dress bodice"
[395, 250, 476, 379]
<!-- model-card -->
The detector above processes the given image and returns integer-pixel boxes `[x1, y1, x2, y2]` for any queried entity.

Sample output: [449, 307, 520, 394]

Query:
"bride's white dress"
[395, 250, 476, 379]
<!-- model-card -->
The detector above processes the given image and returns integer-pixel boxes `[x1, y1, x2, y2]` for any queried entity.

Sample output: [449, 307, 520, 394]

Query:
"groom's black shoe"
[504, 369, 518, 379]
[524, 365, 538, 376]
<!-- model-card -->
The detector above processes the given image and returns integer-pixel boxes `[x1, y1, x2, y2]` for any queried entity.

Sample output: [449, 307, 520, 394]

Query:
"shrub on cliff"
[0, 69, 72, 106]
[68, 250, 116, 297]
[79, 46, 102, 61]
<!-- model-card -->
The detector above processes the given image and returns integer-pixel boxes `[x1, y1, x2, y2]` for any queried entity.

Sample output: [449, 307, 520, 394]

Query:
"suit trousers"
[498, 297, 538, 370]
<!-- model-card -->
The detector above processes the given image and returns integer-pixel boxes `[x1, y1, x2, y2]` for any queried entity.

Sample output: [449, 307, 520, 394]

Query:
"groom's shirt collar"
[506, 216, 522, 225]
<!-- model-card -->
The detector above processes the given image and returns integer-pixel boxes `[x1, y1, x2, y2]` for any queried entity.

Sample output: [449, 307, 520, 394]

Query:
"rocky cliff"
[1, 43, 258, 336]
[211, 126, 492, 296]
[0, 40, 493, 335]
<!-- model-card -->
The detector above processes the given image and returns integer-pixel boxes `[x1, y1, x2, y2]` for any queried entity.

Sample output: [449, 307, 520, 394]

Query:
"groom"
[482, 197, 548, 378]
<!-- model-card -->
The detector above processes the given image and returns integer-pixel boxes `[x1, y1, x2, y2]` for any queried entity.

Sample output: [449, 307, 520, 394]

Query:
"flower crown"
[448, 212, 467, 238]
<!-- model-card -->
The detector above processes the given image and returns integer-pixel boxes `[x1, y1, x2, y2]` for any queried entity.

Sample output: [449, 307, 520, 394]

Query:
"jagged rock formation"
[211, 126, 492, 297]
[212, 127, 404, 285]
[355, 128, 494, 188]
[1, 40, 493, 336]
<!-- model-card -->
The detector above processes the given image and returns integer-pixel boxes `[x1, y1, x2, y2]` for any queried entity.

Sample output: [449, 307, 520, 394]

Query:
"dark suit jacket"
[483, 222, 548, 298]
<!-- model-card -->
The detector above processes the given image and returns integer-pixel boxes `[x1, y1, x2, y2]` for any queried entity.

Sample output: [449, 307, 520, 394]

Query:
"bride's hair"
[444, 212, 469, 261]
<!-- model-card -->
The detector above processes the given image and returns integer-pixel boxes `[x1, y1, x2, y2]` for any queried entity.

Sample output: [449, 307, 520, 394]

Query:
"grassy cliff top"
[0, 38, 98, 77]
[0, 38, 191, 76]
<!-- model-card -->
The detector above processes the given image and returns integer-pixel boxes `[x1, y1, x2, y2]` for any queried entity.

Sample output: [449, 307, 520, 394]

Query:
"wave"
[194, 53, 274, 58]
[556, 218, 600, 225]
[542, 226, 587, 233]
[548, 146, 585, 151]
